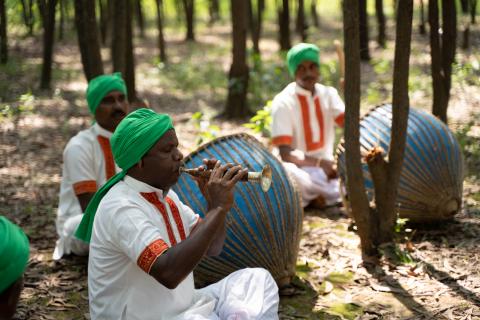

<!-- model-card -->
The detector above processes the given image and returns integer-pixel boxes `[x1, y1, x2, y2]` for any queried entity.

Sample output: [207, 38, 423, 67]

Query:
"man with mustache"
[53, 73, 129, 260]
[271, 43, 345, 209]
[75, 109, 279, 319]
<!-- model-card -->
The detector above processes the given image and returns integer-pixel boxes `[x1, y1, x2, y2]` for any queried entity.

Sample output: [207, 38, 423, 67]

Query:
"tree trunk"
[311, 0, 319, 28]
[419, 0, 426, 34]
[135, 0, 145, 38]
[183, 0, 195, 41]
[225, 0, 249, 119]
[471, 0, 477, 24]
[74, 0, 104, 81]
[208, 0, 220, 25]
[21, 0, 35, 36]
[296, 0, 307, 41]
[460, 0, 470, 49]
[111, 0, 127, 75]
[98, 0, 108, 45]
[375, 0, 386, 48]
[125, 0, 136, 102]
[58, 0, 65, 40]
[248, 0, 265, 55]
[372, 0, 413, 244]
[429, 0, 456, 124]
[0, 0, 7, 64]
[155, 0, 167, 63]
[359, 0, 370, 60]
[342, 0, 376, 259]
[278, 0, 291, 51]
[39, 0, 57, 90]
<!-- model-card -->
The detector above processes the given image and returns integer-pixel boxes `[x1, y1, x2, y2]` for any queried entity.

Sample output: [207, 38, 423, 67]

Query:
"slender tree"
[182, 0, 195, 41]
[208, 0, 220, 25]
[248, 0, 265, 55]
[375, 0, 386, 48]
[135, 0, 145, 38]
[20, 0, 35, 36]
[38, 0, 58, 89]
[310, 0, 319, 28]
[359, 0, 370, 60]
[429, 0, 457, 124]
[225, 0, 249, 118]
[471, 0, 477, 24]
[419, 0, 426, 34]
[58, 0, 65, 40]
[460, 0, 471, 49]
[0, 0, 7, 64]
[296, 0, 307, 41]
[277, 0, 291, 50]
[155, 0, 167, 62]
[74, 0, 104, 81]
[125, 0, 136, 102]
[98, 0, 108, 45]
[111, 0, 127, 75]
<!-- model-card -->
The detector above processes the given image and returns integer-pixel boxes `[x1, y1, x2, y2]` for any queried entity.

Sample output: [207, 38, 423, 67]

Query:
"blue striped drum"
[172, 133, 303, 287]
[336, 104, 464, 222]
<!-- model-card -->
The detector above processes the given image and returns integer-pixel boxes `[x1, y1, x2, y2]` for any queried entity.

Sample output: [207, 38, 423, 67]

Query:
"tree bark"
[278, 0, 291, 51]
[429, 0, 456, 124]
[311, 0, 319, 28]
[155, 0, 167, 63]
[135, 0, 145, 38]
[125, 0, 136, 102]
[460, 0, 470, 49]
[183, 0, 195, 41]
[21, 0, 35, 36]
[98, 0, 108, 45]
[296, 0, 307, 41]
[419, 0, 426, 34]
[248, 0, 265, 55]
[375, 0, 386, 48]
[39, 0, 57, 89]
[359, 0, 370, 60]
[111, 0, 127, 75]
[0, 0, 7, 64]
[225, 0, 249, 119]
[471, 0, 477, 24]
[208, 0, 220, 25]
[74, 0, 104, 81]
[376, 0, 413, 244]
[342, 0, 375, 258]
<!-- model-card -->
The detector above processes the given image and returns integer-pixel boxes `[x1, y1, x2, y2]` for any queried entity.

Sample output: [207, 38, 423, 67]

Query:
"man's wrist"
[316, 158, 322, 167]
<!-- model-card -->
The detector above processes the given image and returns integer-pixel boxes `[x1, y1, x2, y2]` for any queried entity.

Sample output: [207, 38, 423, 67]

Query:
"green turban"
[0, 216, 30, 293]
[86, 73, 127, 116]
[286, 43, 320, 77]
[75, 108, 174, 242]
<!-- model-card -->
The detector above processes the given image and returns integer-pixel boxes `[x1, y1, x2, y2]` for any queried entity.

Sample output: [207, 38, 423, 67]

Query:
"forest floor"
[1, 14, 480, 320]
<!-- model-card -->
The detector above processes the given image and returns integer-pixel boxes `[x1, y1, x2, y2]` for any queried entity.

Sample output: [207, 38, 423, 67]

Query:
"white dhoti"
[283, 162, 340, 207]
[183, 268, 279, 320]
[53, 214, 89, 260]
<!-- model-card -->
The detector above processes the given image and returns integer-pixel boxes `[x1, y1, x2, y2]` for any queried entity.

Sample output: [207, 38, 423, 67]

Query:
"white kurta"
[53, 123, 120, 260]
[88, 175, 279, 320]
[271, 82, 345, 206]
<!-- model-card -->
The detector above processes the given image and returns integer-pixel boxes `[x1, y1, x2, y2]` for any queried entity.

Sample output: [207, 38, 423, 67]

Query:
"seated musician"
[270, 43, 345, 208]
[53, 73, 129, 260]
[75, 109, 280, 319]
[0, 216, 30, 320]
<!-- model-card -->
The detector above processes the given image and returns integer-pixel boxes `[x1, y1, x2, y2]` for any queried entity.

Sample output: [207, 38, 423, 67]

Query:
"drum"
[172, 133, 303, 287]
[336, 104, 464, 222]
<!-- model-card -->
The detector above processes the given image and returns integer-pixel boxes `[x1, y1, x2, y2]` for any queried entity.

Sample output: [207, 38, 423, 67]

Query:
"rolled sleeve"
[271, 99, 294, 146]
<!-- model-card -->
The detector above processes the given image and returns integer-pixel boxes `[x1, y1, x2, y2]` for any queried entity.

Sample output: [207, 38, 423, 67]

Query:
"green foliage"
[243, 101, 272, 137]
[453, 59, 480, 87]
[325, 271, 354, 284]
[190, 111, 219, 146]
[389, 216, 415, 264]
[326, 303, 364, 320]
[295, 262, 313, 279]
[455, 115, 480, 178]
[0, 92, 35, 124]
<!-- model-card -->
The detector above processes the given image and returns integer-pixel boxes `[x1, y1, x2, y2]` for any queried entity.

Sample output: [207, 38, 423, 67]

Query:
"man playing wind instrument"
[75, 109, 279, 319]
[271, 43, 345, 209]
[53, 73, 129, 260]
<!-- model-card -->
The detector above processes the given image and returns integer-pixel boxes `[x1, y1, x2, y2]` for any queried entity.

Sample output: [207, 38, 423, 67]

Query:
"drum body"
[172, 133, 303, 287]
[336, 104, 463, 222]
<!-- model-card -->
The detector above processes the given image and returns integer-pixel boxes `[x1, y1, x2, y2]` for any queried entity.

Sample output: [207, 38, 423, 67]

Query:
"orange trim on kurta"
[73, 180, 97, 195]
[141, 192, 178, 245]
[137, 239, 169, 273]
[297, 94, 324, 151]
[335, 113, 345, 127]
[97, 135, 116, 179]
[166, 197, 186, 241]
[271, 135, 293, 146]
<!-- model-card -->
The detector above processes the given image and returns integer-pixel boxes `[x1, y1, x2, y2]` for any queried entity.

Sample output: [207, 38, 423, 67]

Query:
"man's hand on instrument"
[318, 159, 338, 180]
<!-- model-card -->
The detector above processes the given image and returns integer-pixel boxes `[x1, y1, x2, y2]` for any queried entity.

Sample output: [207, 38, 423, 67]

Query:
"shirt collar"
[295, 82, 317, 97]
[124, 175, 167, 199]
[93, 123, 113, 139]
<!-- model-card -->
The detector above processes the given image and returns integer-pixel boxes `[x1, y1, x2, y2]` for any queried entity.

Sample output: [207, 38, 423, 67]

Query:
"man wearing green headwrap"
[77, 108, 279, 320]
[271, 43, 345, 209]
[53, 73, 129, 261]
[0, 216, 30, 320]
